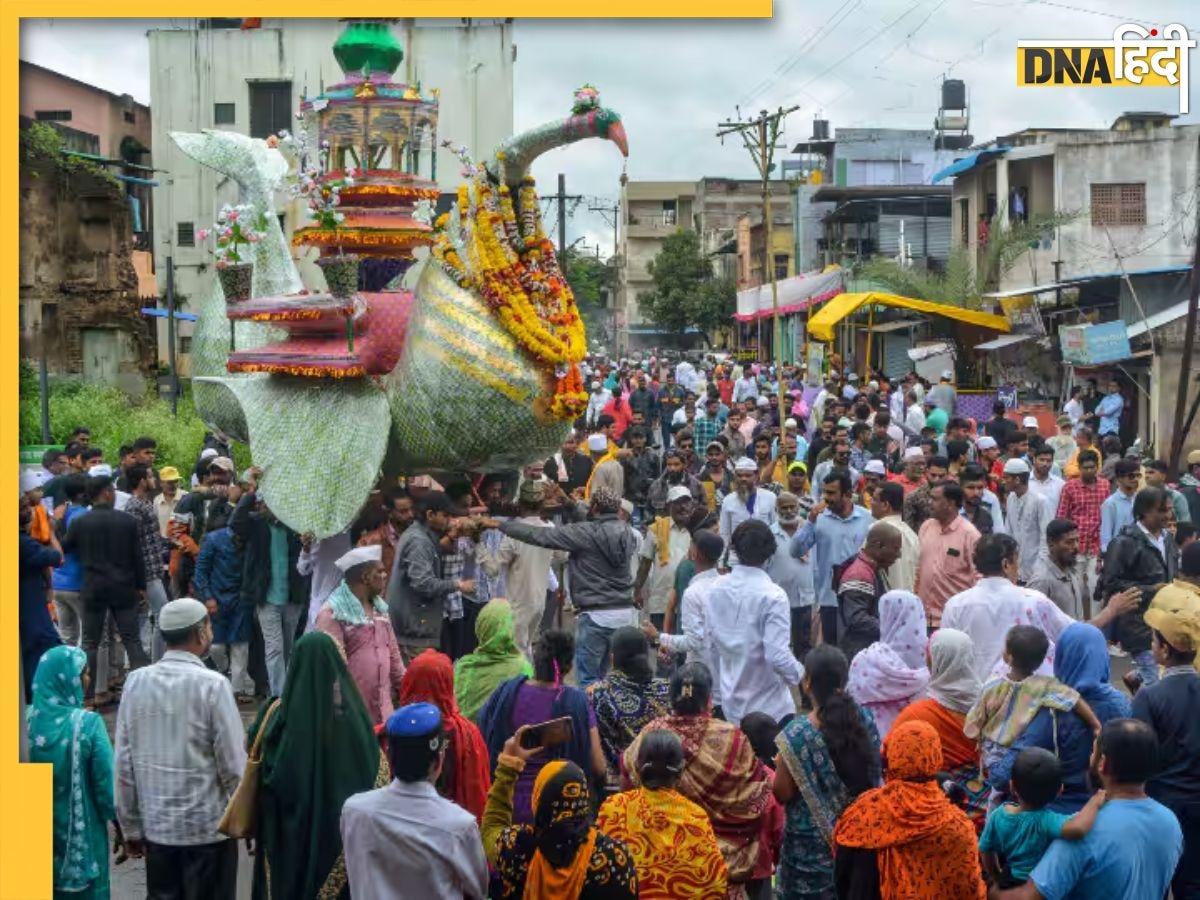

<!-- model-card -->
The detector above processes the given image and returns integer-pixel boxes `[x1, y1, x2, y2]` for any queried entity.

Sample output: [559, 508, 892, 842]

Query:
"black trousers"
[790, 605, 814, 663]
[80, 598, 148, 699]
[820, 605, 839, 647]
[145, 839, 238, 900]
[1170, 802, 1200, 900]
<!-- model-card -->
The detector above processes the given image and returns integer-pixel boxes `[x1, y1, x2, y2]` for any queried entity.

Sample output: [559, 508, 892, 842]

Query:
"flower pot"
[317, 255, 361, 299]
[217, 263, 253, 303]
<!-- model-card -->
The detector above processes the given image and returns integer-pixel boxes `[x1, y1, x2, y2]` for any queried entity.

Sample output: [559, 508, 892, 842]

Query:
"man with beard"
[627, 372, 659, 437]
[544, 431, 593, 495]
[1027, 518, 1090, 619]
[673, 429, 700, 476]
[937, 416, 975, 463]
[692, 395, 725, 450]
[833, 521, 903, 660]
[871, 481, 919, 591]
[698, 440, 735, 514]
[584, 432, 624, 501]
[635, 486, 695, 637]
[585, 379, 612, 429]
[769, 491, 816, 660]
[719, 408, 749, 460]
[958, 463, 996, 536]
[356, 488, 415, 595]
[809, 438, 861, 504]
[647, 450, 705, 517]
[914, 481, 980, 629]
[620, 426, 661, 525]
[658, 370, 688, 448]
[1003, 458, 1054, 584]
[720, 457, 778, 563]
[753, 433, 785, 492]
[806, 415, 837, 472]
[895, 446, 927, 496]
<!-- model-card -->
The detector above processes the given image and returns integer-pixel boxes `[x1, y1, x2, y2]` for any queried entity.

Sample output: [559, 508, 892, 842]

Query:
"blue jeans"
[575, 614, 615, 689]
[1131, 650, 1160, 687]
[257, 603, 302, 697]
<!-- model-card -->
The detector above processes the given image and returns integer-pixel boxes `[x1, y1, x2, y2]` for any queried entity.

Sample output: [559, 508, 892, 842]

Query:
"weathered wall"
[19, 156, 156, 380]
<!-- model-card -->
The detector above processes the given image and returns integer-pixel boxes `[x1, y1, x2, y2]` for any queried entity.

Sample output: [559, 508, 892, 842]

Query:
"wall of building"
[19, 157, 156, 384]
[148, 18, 515, 367]
[19, 61, 152, 159]
[831, 129, 960, 187]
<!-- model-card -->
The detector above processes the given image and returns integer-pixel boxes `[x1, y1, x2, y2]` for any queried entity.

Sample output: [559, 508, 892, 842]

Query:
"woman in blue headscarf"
[28, 645, 117, 898]
[988, 623, 1131, 813]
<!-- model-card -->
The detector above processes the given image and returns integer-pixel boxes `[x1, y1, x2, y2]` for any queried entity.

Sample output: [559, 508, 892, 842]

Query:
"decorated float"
[171, 18, 627, 537]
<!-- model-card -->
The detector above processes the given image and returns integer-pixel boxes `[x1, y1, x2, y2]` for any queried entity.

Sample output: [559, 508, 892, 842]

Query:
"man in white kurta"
[635, 485, 695, 629]
[475, 482, 567, 658]
[719, 458, 777, 565]
[342, 703, 487, 900]
[1003, 458, 1054, 583]
[704, 519, 803, 726]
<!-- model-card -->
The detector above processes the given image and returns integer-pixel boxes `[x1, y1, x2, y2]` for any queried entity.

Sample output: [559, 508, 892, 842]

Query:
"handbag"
[218, 699, 281, 839]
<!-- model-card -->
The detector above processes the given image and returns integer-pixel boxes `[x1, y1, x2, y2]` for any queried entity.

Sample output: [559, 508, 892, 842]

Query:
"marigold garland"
[227, 360, 366, 378]
[430, 163, 586, 421]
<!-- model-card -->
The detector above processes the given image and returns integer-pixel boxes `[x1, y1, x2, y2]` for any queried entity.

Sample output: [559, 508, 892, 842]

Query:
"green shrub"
[19, 360, 251, 475]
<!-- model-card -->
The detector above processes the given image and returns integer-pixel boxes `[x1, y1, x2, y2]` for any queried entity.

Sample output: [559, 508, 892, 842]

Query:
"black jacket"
[388, 522, 458, 646]
[227, 493, 307, 606]
[1101, 523, 1178, 653]
[62, 505, 145, 606]
[175, 489, 234, 545]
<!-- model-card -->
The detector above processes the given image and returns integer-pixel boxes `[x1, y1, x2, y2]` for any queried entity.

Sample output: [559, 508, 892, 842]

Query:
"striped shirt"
[114, 651, 247, 845]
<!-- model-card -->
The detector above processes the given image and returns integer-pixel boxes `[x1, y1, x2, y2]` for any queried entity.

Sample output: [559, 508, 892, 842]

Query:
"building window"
[214, 103, 236, 126]
[180, 336, 193, 354]
[35, 110, 72, 122]
[774, 254, 790, 280]
[661, 200, 677, 226]
[249, 81, 292, 139]
[177, 222, 195, 247]
[1091, 183, 1146, 227]
[123, 110, 136, 124]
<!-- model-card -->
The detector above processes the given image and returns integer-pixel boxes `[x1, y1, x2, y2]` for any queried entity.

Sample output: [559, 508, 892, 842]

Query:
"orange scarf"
[835, 721, 985, 899]
[29, 505, 52, 544]
[524, 761, 598, 900]
[584, 448, 618, 499]
[650, 516, 675, 567]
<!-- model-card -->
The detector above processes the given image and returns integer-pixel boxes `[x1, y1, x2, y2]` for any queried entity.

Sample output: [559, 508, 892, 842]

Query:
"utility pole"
[1169, 148, 1200, 473]
[717, 105, 800, 409]
[545, 173, 582, 276]
[589, 199, 620, 262]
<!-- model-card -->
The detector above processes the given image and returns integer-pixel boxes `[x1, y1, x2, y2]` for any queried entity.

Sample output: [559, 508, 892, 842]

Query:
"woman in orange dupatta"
[482, 727, 638, 899]
[622, 663, 773, 896]
[397, 649, 491, 821]
[834, 721, 986, 899]
[598, 730, 728, 898]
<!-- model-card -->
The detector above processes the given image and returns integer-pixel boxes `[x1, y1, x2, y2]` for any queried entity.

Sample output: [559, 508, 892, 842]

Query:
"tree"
[638, 229, 736, 344]
[562, 247, 612, 340]
[860, 211, 1078, 308]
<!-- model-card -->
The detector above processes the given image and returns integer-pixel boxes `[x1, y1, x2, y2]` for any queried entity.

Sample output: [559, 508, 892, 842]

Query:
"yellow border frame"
[4, 6, 772, 896]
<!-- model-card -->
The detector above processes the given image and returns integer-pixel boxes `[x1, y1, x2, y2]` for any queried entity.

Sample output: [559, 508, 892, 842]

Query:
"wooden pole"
[1169, 143, 1200, 474]
[865, 305, 875, 381]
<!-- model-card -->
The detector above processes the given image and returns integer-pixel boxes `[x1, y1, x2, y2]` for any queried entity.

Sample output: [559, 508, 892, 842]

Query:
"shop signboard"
[1059, 321, 1131, 365]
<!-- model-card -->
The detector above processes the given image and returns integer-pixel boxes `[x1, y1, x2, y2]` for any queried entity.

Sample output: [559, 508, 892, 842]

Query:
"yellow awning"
[806, 292, 1012, 342]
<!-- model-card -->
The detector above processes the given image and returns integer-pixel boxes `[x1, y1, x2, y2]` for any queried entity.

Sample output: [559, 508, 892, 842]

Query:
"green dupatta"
[249, 631, 388, 900]
[453, 599, 533, 721]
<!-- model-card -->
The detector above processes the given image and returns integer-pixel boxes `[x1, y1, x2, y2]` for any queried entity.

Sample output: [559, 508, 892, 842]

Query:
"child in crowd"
[740, 711, 784, 896]
[979, 747, 1106, 887]
[740, 711, 781, 770]
[965, 625, 1100, 788]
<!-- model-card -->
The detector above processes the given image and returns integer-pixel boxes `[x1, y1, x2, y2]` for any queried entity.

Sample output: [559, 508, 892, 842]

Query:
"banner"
[735, 267, 844, 321]
[1059, 321, 1132, 365]
[999, 295, 1044, 334]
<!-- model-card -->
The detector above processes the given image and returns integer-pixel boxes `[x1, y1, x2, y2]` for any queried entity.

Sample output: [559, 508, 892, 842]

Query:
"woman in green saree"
[454, 599, 533, 721]
[247, 631, 389, 900]
[28, 645, 116, 899]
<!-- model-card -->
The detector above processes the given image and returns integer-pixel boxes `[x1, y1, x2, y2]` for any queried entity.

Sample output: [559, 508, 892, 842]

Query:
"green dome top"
[333, 20, 404, 77]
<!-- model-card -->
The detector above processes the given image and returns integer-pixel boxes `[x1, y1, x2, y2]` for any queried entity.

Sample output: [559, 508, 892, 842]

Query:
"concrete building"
[148, 17, 515, 372]
[616, 176, 789, 351]
[941, 112, 1200, 459]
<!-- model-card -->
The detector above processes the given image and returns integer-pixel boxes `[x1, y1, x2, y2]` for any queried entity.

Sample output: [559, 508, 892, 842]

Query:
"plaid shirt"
[1056, 476, 1111, 557]
[442, 544, 466, 621]
[125, 495, 166, 581]
[692, 415, 722, 449]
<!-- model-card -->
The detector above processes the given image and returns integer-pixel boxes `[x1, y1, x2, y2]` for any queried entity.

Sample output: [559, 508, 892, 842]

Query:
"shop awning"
[975, 333, 1036, 351]
[807, 292, 1012, 343]
[1126, 297, 1200, 339]
[931, 147, 1012, 183]
[734, 266, 843, 321]
[982, 265, 1191, 299]
[141, 307, 198, 322]
[867, 318, 923, 333]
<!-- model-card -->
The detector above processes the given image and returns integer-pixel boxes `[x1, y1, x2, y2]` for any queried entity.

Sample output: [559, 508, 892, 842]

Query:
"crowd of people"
[15, 357, 1200, 899]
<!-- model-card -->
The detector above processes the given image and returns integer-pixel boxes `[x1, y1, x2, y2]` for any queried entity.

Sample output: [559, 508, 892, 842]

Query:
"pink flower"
[196, 228, 210, 242]
[247, 233, 261, 243]
[226, 209, 239, 222]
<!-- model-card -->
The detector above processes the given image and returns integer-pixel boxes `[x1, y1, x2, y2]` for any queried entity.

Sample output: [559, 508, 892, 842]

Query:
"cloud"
[21, 6, 1198, 252]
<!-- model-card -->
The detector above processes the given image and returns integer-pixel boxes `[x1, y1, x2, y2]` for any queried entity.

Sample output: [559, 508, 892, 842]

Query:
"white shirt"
[1007, 489, 1054, 582]
[342, 780, 488, 900]
[639, 522, 692, 615]
[880, 513, 920, 591]
[704, 565, 803, 725]
[719, 488, 777, 563]
[154, 490, 188, 537]
[659, 568, 719, 667]
[904, 404, 926, 435]
[733, 376, 760, 403]
[675, 361, 700, 393]
[1028, 472, 1065, 515]
[889, 391, 906, 424]
[476, 517, 567, 615]
[940, 577, 1074, 681]
[298, 531, 353, 627]
[767, 522, 815, 608]
[114, 651, 247, 844]
[1064, 398, 1084, 430]
[1137, 522, 1167, 558]
[586, 389, 613, 426]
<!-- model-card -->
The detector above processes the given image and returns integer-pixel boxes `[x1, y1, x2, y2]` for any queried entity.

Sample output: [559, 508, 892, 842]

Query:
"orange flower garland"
[431, 162, 588, 421]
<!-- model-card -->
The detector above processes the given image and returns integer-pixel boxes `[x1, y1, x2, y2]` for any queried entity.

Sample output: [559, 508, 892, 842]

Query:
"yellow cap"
[158, 466, 182, 482]
[1145, 601, 1200, 653]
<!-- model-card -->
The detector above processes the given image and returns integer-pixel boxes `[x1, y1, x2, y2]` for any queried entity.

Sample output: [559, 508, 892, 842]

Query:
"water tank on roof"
[812, 118, 830, 140]
[942, 79, 966, 110]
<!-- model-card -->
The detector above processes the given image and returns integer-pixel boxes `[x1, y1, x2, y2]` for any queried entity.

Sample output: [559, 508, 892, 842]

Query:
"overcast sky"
[21, 5, 1199, 253]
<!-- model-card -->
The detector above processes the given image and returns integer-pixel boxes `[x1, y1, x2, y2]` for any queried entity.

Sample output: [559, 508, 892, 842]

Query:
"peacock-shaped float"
[171, 19, 627, 538]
